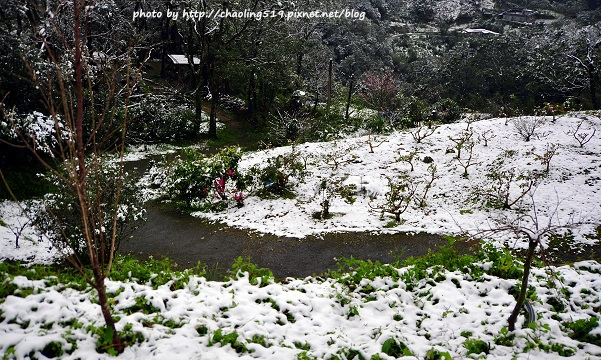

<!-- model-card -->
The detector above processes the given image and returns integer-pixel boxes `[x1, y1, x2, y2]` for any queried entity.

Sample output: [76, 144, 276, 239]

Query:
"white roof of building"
[168, 54, 201, 65]
[462, 28, 500, 36]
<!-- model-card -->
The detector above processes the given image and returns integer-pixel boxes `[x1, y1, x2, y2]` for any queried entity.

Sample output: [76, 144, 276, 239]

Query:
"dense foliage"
[2, 0, 600, 152]
[33, 158, 145, 263]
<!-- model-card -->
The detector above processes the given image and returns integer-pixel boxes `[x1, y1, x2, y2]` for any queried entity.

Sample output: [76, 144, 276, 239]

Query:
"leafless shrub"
[0, 196, 34, 249]
[474, 189, 595, 331]
[398, 149, 418, 171]
[449, 122, 474, 160]
[364, 132, 387, 153]
[478, 129, 496, 147]
[567, 118, 597, 148]
[513, 116, 546, 142]
[323, 142, 359, 169]
[474, 150, 541, 210]
[457, 140, 477, 178]
[411, 122, 438, 143]
[370, 175, 418, 222]
[416, 164, 439, 208]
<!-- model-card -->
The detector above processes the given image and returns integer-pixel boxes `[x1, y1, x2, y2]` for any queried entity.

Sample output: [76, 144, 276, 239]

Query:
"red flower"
[215, 177, 226, 194]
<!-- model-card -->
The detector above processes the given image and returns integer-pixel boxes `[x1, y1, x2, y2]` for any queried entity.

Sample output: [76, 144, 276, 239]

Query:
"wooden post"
[327, 58, 333, 111]
[345, 74, 354, 121]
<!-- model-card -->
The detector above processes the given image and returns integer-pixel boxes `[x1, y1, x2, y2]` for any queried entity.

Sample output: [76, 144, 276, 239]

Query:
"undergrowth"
[324, 237, 523, 293]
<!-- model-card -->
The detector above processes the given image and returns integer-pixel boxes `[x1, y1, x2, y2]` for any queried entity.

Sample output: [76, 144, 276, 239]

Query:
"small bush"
[250, 148, 306, 198]
[381, 338, 412, 357]
[565, 317, 601, 346]
[432, 98, 461, 124]
[228, 257, 274, 286]
[167, 146, 247, 209]
[463, 338, 491, 355]
[513, 116, 546, 142]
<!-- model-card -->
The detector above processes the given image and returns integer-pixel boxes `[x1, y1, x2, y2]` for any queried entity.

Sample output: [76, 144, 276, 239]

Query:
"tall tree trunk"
[588, 65, 598, 109]
[94, 270, 124, 353]
[508, 239, 537, 331]
[345, 75, 354, 121]
[209, 87, 218, 139]
[327, 58, 333, 111]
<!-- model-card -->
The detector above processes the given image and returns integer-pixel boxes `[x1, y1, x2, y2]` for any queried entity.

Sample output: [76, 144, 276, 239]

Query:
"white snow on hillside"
[0, 201, 58, 264]
[1, 114, 599, 264]
[194, 114, 601, 250]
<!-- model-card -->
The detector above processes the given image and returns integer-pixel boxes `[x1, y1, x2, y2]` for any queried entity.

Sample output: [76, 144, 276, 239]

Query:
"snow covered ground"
[190, 114, 601, 251]
[5, 114, 599, 263]
[1, 258, 600, 359]
[1, 113, 601, 359]
[0, 201, 59, 265]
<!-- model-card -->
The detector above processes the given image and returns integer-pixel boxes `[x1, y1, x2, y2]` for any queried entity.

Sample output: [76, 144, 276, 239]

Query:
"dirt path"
[120, 201, 451, 279]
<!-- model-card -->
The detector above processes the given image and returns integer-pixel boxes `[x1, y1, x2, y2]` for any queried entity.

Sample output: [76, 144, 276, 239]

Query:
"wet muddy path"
[121, 200, 451, 278]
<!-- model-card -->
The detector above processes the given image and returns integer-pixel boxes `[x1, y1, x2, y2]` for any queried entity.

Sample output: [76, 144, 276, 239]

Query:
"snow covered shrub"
[411, 122, 438, 143]
[126, 92, 197, 144]
[33, 158, 145, 264]
[568, 118, 597, 148]
[533, 143, 559, 174]
[473, 151, 541, 210]
[432, 98, 461, 124]
[0, 111, 64, 155]
[398, 149, 418, 171]
[252, 149, 306, 198]
[370, 175, 417, 222]
[313, 179, 332, 220]
[364, 132, 387, 153]
[513, 116, 546, 142]
[265, 109, 311, 146]
[448, 121, 474, 160]
[166, 146, 247, 209]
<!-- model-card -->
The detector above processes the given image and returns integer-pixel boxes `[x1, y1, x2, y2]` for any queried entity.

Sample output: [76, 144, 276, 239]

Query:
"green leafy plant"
[493, 327, 515, 346]
[209, 329, 248, 353]
[253, 148, 305, 198]
[381, 338, 413, 357]
[33, 157, 145, 264]
[228, 257, 274, 286]
[463, 338, 491, 356]
[564, 317, 601, 346]
[41, 341, 64, 358]
[167, 146, 246, 209]
[424, 348, 453, 360]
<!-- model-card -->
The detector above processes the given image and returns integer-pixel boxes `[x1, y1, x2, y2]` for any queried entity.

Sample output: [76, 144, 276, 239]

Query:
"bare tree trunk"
[345, 75, 354, 121]
[94, 270, 124, 352]
[508, 239, 537, 331]
[327, 58, 333, 112]
[209, 88, 218, 139]
[588, 65, 598, 109]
